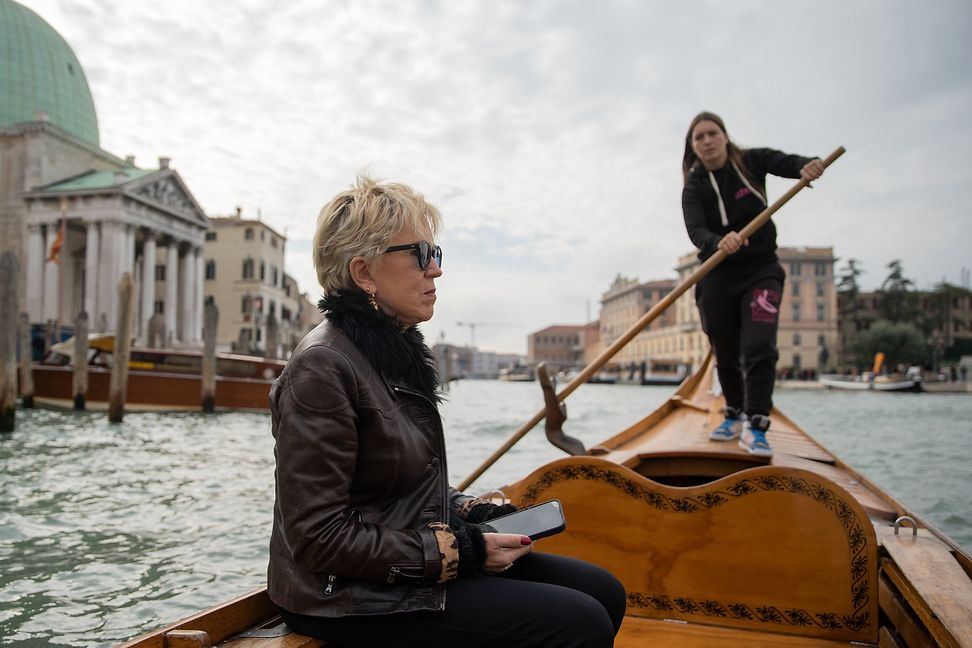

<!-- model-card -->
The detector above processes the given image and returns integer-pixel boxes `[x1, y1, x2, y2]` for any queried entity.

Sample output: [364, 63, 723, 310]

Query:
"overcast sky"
[18, 0, 972, 353]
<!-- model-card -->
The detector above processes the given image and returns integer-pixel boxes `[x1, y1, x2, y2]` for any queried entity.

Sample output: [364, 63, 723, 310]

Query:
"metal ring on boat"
[893, 515, 918, 536]
[479, 488, 509, 504]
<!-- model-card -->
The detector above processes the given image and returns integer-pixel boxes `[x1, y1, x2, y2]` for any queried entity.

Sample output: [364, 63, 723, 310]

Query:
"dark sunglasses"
[383, 240, 443, 271]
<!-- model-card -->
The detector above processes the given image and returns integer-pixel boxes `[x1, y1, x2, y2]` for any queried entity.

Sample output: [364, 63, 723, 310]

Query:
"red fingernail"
[521, 536, 532, 545]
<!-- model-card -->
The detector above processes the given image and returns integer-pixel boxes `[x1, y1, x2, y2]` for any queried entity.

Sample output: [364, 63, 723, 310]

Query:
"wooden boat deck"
[589, 356, 901, 524]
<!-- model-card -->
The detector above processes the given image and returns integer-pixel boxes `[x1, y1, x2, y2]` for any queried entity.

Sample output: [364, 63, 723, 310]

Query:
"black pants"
[697, 262, 784, 417]
[281, 553, 626, 648]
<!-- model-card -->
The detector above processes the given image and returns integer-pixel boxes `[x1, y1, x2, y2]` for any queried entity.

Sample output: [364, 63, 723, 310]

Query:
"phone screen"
[481, 500, 566, 540]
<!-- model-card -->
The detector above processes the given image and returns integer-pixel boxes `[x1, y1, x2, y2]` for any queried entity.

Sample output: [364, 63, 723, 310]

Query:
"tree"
[877, 259, 918, 323]
[836, 258, 865, 330]
[850, 319, 927, 369]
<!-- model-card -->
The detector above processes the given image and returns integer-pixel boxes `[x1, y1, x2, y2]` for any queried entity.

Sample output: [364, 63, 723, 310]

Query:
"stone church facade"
[1, 0, 209, 346]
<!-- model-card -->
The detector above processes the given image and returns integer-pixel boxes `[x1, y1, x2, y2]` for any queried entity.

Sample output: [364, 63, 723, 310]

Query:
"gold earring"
[368, 290, 379, 311]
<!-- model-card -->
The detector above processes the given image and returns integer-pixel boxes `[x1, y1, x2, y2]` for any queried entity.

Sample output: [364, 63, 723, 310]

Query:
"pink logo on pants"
[750, 288, 780, 323]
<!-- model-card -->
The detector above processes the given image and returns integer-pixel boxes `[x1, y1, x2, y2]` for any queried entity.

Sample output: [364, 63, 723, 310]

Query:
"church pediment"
[134, 177, 194, 214]
[128, 171, 208, 226]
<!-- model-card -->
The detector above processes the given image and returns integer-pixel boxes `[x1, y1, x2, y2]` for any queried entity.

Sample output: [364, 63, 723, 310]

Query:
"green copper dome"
[0, 0, 99, 145]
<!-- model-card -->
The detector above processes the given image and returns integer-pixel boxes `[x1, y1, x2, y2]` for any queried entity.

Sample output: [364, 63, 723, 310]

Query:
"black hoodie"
[682, 147, 815, 269]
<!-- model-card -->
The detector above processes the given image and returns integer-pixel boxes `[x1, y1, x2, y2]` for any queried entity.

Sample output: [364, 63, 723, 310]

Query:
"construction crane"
[456, 321, 514, 347]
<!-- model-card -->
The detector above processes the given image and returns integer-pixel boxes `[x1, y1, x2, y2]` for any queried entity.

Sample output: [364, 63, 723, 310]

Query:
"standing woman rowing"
[681, 112, 825, 457]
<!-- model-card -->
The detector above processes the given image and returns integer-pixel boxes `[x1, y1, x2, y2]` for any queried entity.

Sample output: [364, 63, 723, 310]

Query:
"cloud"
[18, 0, 972, 353]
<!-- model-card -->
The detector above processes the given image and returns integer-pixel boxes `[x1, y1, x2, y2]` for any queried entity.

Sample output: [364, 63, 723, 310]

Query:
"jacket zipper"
[391, 384, 449, 524]
[323, 574, 337, 596]
[386, 566, 401, 584]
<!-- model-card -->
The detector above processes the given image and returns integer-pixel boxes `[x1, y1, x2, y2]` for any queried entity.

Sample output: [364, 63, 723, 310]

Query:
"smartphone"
[478, 499, 567, 540]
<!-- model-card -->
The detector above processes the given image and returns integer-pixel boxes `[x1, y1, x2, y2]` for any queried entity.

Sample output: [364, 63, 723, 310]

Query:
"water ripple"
[1, 386, 970, 646]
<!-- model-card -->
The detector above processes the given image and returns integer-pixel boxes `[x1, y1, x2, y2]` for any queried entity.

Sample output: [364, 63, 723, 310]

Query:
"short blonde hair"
[313, 175, 442, 295]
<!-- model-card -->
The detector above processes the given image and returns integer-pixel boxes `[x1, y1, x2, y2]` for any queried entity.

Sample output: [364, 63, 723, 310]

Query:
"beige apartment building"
[202, 211, 320, 356]
[592, 246, 839, 375]
[597, 275, 681, 371]
[777, 247, 839, 373]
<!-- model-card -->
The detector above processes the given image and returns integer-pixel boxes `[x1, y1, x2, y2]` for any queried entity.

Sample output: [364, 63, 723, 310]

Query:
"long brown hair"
[681, 111, 757, 193]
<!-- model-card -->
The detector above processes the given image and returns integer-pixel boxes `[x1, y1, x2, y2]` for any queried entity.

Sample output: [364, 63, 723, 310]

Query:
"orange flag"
[871, 352, 885, 375]
[47, 226, 63, 264]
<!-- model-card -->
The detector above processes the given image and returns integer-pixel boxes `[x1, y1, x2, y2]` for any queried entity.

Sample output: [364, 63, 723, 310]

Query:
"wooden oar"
[458, 146, 846, 491]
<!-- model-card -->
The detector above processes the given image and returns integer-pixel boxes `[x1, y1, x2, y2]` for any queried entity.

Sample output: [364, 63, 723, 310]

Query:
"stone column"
[26, 224, 45, 322]
[140, 233, 156, 344]
[179, 245, 194, 343]
[123, 225, 135, 276]
[97, 221, 121, 330]
[83, 222, 99, 321]
[42, 224, 59, 321]
[164, 242, 179, 345]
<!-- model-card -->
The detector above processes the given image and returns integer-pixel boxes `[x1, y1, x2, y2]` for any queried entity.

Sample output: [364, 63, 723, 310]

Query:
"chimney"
[34, 110, 50, 122]
[158, 156, 170, 169]
[125, 155, 136, 167]
[235, 206, 242, 218]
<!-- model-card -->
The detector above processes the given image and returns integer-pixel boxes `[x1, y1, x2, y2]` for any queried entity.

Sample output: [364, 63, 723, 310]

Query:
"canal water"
[1, 382, 970, 647]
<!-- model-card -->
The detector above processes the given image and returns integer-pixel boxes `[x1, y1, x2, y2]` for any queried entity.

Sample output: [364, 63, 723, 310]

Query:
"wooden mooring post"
[43, 319, 53, 357]
[201, 301, 218, 412]
[265, 312, 279, 360]
[108, 273, 135, 423]
[73, 312, 89, 410]
[1, 251, 20, 432]
[17, 312, 33, 409]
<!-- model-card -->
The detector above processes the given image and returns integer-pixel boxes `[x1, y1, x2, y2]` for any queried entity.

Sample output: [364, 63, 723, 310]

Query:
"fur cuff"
[450, 518, 487, 576]
[454, 495, 518, 523]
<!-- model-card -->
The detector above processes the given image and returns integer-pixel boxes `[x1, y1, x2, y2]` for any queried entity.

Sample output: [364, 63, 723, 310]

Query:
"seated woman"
[268, 176, 626, 647]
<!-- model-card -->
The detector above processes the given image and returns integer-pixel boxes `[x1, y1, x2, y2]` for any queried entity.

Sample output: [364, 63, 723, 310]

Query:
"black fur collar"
[319, 291, 441, 403]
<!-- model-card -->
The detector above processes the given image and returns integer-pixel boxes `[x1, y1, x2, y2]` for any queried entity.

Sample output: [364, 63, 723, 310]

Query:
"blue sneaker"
[739, 415, 773, 457]
[709, 407, 743, 441]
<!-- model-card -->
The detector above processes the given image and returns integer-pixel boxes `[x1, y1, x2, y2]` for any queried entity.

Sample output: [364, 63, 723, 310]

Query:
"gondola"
[116, 352, 972, 647]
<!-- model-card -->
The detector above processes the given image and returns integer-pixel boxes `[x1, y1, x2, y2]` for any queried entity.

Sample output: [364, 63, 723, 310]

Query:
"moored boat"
[820, 373, 922, 392]
[116, 352, 972, 647]
[31, 334, 285, 411]
[640, 372, 687, 386]
[497, 364, 535, 382]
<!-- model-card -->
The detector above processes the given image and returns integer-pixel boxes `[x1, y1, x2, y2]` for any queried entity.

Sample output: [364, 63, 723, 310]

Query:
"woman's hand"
[718, 231, 748, 255]
[800, 158, 825, 184]
[482, 533, 533, 574]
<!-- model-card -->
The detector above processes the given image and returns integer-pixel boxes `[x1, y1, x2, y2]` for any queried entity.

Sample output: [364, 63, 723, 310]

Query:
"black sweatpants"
[281, 552, 626, 648]
[696, 262, 785, 417]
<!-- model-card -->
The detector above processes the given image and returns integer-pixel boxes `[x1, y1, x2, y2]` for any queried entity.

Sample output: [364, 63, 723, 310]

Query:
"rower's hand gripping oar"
[458, 146, 846, 491]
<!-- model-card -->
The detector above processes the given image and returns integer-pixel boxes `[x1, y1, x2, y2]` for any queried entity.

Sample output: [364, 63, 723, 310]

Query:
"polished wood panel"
[509, 458, 878, 643]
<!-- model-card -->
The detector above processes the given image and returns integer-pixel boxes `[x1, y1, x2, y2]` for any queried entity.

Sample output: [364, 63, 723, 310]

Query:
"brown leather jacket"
[267, 316, 472, 617]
